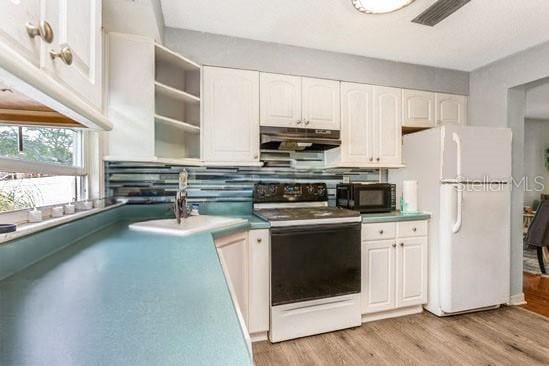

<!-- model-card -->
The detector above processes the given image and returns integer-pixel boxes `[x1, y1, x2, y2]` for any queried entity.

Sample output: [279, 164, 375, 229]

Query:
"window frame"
[0, 128, 92, 215]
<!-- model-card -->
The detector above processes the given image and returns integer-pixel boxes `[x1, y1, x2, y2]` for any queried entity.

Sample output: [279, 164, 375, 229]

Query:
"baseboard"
[361, 305, 423, 323]
[250, 331, 268, 343]
[508, 293, 526, 306]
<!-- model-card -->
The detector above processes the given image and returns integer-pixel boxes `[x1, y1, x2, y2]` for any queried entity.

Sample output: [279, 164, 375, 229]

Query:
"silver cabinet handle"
[26, 20, 53, 43]
[50, 46, 73, 65]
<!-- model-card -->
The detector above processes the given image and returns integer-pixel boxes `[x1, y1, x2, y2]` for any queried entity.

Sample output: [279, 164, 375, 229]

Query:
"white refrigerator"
[390, 125, 512, 316]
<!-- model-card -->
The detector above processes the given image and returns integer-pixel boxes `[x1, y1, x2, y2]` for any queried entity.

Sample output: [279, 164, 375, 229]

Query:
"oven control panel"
[253, 183, 328, 203]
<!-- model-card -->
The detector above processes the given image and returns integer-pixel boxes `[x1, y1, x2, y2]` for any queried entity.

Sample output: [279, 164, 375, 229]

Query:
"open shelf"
[154, 114, 200, 134]
[155, 43, 201, 71]
[155, 81, 200, 104]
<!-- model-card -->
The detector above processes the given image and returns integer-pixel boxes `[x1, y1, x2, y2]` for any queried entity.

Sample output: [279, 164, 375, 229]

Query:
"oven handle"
[271, 222, 361, 235]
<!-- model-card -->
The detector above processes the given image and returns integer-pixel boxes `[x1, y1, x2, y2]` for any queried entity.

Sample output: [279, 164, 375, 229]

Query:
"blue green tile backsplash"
[105, 162, 382, 206]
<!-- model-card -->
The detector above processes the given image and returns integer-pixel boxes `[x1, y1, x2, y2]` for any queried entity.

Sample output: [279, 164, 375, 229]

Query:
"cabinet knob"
[50, 46, 73, 65]
[304, 120, 310, 126]
[379, 230, 384, 234]
[392, 243, 396, 248]
[257, 238, 262, 244]
[26, 20, 54, 43]
[376, 157, 380, 162]
[296, 120, 302, 125]
[400, 242, 404, 247]
[253, 154, 258, 159]
[412, 227, 417, 232]
[369, 157, 373, 162]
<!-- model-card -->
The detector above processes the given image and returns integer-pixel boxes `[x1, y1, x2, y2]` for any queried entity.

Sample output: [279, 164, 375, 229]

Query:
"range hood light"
[351, 0, 416, 14]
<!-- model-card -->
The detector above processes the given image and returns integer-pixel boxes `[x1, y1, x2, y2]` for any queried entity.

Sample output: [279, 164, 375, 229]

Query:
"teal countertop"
[362, 211, 431, 223]
[0, 220, 253, 366]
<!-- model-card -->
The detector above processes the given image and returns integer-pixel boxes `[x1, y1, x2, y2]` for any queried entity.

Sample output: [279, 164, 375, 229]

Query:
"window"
[0, 125, 86, 213]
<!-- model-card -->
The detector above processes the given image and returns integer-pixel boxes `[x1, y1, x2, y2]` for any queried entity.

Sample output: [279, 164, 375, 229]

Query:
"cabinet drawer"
[362, 223, 396, 241]
[397, 221, 428, 237]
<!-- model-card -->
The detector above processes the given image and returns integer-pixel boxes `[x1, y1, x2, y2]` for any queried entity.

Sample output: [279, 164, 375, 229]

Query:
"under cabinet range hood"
[260, 126, 341, 151]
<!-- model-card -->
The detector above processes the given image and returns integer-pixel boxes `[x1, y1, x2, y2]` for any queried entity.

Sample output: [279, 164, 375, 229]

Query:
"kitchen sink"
[129, 215, 247, 237]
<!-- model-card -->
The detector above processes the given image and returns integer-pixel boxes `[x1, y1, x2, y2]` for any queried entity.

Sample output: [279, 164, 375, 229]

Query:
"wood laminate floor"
[253, 307, 549, 365]
[523, 272, 549, 317]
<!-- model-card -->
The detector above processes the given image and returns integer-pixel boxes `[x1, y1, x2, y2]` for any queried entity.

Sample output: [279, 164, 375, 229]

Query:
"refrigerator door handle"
[452, 132, 462, 180]
[452, 186, 463, 233]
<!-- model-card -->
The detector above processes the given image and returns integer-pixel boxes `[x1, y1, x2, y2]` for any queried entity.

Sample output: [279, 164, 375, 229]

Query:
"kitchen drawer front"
[362, 222, 396, 241]
[397, 221, 428, 238]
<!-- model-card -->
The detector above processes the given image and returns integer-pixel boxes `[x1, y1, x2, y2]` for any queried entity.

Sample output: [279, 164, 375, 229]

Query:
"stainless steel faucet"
[174, 170, 189, 224]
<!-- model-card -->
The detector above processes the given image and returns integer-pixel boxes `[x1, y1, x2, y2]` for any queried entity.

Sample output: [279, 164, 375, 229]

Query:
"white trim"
[361, 305, 423, 323]
[508, 293, 526, 306]
[0, 157, 85, 176]
[250, 331, 269, 343]
[0, 202, 125, 244]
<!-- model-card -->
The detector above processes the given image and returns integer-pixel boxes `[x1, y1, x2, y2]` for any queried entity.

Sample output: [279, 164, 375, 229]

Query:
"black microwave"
[336, 183, 396, 213]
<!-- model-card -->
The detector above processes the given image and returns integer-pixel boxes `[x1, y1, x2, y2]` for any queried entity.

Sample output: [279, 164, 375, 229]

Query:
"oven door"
[271, 223, 361, 306]
[354, 185, 392, 213]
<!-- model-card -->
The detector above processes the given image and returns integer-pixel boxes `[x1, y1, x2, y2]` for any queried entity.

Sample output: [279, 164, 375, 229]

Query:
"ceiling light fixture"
[351, 0, 416, 14]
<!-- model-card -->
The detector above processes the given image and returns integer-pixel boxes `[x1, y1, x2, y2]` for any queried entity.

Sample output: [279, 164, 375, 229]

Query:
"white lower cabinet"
[362, 220, 428, 318]
[247, 229, 270, 335]
[215, 229, 270, 341]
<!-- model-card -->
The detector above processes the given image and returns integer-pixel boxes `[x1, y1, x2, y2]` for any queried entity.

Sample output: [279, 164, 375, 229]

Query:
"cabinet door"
[340, 82, 374, 164]
[260, 73, 301, 128]
[373, 86, 402, 166]
[248, 229, 270, 335]
[203, 67, 260, 163]
[396, 237, 427, 308]
[216, 232, 250, 326]
[402, 89, 435, 128]
[44, 0, 102, 109]
[302, 77, 340, 130]
[436, 93, 467, 126]
[362, 240, 396, 314]
[0, 0, 41, 65]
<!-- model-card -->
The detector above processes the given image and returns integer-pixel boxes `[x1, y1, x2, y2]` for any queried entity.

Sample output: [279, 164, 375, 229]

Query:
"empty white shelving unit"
[106, 33, 202, 164]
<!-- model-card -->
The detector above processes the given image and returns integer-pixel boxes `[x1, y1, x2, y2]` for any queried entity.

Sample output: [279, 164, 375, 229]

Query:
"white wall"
[103, 0, 165, 43]
[164, 28, 469, 95]
[526, 82, 549, 120]
[523, 119, 549, 205]
[469, 40, 549, 299]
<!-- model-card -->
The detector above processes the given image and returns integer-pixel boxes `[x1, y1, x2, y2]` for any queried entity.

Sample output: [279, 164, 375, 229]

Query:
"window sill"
[0, 202, 126, 245]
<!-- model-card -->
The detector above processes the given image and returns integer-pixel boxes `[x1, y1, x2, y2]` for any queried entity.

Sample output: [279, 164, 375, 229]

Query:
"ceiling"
[160, 0, 549, 71]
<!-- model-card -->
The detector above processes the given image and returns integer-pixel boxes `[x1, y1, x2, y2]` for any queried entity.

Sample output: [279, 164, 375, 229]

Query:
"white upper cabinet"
[203, 67, 260, 164]
[402, 89, 435, 128]
[302, 77, 340, 130]
[326, 84, 401, 168]
[373, 86, 402, 166]
[260, 73, 302, 128]
[339, 82, 374, 164]
[435, 93, 467, 126]
[44, 0, 102, 109]
[0, 0, 42, 66]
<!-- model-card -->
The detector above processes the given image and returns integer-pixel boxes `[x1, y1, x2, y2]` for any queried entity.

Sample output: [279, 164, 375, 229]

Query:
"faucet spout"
[174, 169, 189, 224]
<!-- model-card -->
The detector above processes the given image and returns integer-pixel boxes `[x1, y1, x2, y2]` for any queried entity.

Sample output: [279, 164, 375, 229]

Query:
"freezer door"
[439, 183, 510, 314]
[440, 126, 512, 182]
